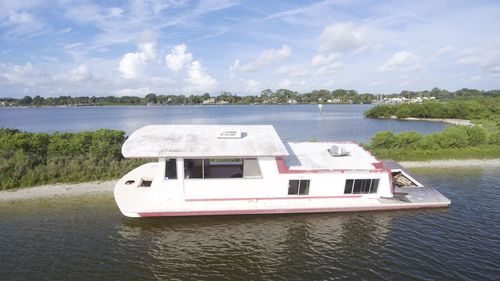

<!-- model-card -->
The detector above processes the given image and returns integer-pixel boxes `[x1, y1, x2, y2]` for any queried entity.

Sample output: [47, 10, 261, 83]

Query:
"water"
[2, 105, 498, 280]
[0, 168, 499, 280]
[0, 105, 447, 142]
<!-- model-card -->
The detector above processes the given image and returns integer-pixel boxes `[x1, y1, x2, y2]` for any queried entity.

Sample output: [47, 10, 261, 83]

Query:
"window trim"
[344, 179, 379, 194]
[288, 179, 310, 195]
[184, 158, 262, 180]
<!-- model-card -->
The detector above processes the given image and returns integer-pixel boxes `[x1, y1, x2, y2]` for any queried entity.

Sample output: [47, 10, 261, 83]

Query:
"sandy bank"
[0, 180, 116, 202]
[382, 116, 472, 126]
[400, 159, 500, 168]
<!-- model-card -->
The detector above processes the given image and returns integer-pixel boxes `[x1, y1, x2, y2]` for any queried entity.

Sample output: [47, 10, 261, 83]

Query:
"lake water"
[1, 168, 499, 280]
[0, 104, 447, 142]
[1, 105, 499, 280]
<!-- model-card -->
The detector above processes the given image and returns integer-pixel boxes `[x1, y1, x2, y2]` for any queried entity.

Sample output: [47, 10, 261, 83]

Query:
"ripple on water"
[1, 168, 500, 280]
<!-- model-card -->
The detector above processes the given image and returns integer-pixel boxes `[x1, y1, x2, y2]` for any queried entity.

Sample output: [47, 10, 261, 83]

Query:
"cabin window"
[344, 179, 379, 194]
[139, 179, 152, 187]
[243, 158, 261, 178]
[184, 159, 204, 178]
[206, 159, 243, 178]
[165, 159, 177, 179]
[184, 158, 246, 179]
[288, 180, 310, 195]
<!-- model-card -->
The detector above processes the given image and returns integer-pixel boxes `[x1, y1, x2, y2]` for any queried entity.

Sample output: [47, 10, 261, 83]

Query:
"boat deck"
[284, 142, 380, 170]
[379, 160, 451, 208]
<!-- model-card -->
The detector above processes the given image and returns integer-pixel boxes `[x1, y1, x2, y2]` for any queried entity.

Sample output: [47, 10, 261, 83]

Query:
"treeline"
[382, 87, 500, 100]
[366, 126, 500, 161]
[365, 97, 500, 122]
[2, 87, 499, 107]
[0, 129, 144, 189]
[0, 89, 372, 106]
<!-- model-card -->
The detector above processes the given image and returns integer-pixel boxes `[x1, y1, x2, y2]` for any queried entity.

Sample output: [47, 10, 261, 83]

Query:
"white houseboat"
[114, 125, 450, 217]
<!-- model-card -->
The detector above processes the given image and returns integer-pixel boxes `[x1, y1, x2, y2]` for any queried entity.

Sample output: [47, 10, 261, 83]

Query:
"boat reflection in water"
[114, 208, 447, 279]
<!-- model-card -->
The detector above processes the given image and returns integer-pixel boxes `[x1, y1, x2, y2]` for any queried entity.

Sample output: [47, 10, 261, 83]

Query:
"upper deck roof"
[122, 125, 289, 158]
[284, 142, 381, 170]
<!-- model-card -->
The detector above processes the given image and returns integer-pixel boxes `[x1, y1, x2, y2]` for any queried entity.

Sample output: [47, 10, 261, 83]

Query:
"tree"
[145, 93, 157, 104]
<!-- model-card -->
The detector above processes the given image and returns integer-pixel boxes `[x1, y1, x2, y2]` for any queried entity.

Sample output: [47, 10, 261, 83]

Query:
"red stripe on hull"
[138, 203, 449, 217]
[185, 194, 361, 202]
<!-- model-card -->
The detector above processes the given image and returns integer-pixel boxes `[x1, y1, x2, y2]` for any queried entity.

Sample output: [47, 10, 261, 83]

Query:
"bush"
[369, 131, 396, 149]
[435, 126, 469, 148]
[393, 131, 423, 148]
[489, 131, 500, 145]
[0, 128, 144, 189]
[466, 126, 487, 146]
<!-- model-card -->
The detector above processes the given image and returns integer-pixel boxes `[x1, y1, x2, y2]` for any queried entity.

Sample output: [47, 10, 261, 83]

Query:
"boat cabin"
[114, 125, 450, 217]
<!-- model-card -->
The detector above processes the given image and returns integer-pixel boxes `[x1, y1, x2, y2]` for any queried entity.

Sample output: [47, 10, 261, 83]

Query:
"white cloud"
[65, 64, 92, 82]
[317, 61, 343, 74]
[0, 62, 40, 86]
[115, 87, 154, 97]
[378, 51, 420, 72]
[186, 61, 216, 91]
[245, 79, 260, 93]
[109, 7, 124, 18]
[311, 53, 340, 66]
[437, 46, 454, 56]
[276, 64, 308, 77]
[231, 45, 292, 72]
[0, 9, 45, 39]
[457, 40, 500, 74]
[318, 22, 368, 53]
[165, 44, 193, 72]
[118, 39, 156, 79]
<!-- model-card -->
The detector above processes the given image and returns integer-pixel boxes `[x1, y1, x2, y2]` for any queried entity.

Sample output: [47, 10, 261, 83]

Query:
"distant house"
[202, 97, 215, 104]
[327, 98, 341, 103]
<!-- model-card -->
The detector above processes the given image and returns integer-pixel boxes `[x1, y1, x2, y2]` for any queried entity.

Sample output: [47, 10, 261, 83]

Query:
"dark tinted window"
[288, 180, 310, 195]
[344, 179, 354, 194]
[361, 179, 371, 193]
[353, 179, 363, 194]
[165, 159, 177, 179]
[288, 180, 299, 195]
[371, 179, 379, 193]
[184, 159, 203, 178]
[344, 179, 380, 194]
[299, 180, 310, 195]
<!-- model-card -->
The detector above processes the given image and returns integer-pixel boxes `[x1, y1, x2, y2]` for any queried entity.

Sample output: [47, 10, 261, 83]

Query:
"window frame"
[165, 158, 177, 180]
[184, 158, 261, 180]
[344, 179, 379, 195]
[288, 179, 310, 195]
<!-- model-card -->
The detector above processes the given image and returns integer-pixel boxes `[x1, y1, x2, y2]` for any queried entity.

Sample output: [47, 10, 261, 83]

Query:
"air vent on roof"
[328, 145, 350, 157]
[217, 130, 242, 139]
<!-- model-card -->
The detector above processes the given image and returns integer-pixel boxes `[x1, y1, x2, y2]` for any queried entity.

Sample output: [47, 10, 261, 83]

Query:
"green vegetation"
[0, 89, 374, 106]
[0, 129, 144, 190]
[2, 87, 499, 107]
[364, 97, 500, 123]
[366, 126, 500, 161]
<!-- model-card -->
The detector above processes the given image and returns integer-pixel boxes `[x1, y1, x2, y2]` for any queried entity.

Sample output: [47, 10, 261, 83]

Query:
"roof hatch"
[217, 130, 242, 139]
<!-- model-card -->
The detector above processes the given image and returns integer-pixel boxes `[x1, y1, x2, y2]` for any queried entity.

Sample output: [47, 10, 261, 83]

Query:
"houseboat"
[114, 125, 450, 217]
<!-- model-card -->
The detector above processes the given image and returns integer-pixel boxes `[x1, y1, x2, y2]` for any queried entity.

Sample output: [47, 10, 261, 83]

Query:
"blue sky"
[1, 0, 500, 97]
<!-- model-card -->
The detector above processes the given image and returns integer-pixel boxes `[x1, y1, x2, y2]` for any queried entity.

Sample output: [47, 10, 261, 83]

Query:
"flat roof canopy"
[285, 142, 380, 170]
[122, 125, 289, 158]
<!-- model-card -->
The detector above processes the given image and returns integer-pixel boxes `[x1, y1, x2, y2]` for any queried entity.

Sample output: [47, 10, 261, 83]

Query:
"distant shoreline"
[0, 103, 372, 108]
[1, 159, 499, 202]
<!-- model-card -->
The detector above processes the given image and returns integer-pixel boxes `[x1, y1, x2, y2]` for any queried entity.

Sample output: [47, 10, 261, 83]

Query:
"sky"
[1, 0, 500, 98]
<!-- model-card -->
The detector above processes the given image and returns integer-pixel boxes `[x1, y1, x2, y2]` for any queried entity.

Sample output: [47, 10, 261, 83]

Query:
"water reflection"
[113, 211, 406, 279]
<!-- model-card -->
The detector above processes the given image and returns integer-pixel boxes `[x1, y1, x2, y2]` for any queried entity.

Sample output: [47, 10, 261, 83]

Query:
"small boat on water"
[114, 125, 450, 217]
